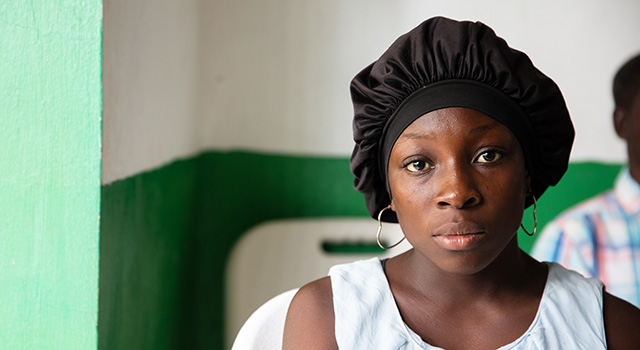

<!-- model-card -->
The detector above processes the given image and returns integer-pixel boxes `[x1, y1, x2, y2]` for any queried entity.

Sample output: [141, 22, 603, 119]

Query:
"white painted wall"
[198, 0, 640, 160]
[103, 0, 640, 184]
[102, 0, 201, 184]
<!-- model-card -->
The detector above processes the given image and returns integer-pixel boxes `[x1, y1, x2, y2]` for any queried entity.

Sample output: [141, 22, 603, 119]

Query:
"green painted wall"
[0, 1, 102, 349]
[99, 159, 199, 349]
[99, 151, 622, 349]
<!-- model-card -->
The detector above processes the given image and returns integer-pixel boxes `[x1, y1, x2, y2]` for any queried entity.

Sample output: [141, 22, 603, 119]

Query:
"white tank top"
[329, 258, 606, 349]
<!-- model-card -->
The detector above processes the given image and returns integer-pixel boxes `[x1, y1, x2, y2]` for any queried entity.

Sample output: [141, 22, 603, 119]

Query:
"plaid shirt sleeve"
[531, 215, 596, 278]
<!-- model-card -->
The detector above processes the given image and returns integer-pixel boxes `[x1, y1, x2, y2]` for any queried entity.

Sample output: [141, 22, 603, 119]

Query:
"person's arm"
[283, 276, 338, 350]
[603, 291, 640, 349]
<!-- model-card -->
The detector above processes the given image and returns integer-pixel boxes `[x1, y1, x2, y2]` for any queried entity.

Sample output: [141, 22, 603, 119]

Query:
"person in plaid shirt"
[532, 53, 640, 308]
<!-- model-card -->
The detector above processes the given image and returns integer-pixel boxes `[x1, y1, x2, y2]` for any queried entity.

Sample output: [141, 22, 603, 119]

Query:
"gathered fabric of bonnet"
[349, 18, 574, 224]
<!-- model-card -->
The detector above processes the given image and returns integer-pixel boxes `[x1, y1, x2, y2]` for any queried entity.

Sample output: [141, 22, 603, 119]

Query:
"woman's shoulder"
[545, 261, 603, 291]
[289, 276, 333, 310]
[287, 258, 383, 318]
[603, 291, 640, 349]
[547, 263, 640, 348]
[283, 277, 337, 349]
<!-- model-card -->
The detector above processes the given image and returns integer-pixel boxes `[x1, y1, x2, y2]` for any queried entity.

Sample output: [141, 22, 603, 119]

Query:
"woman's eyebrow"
[398, 131, 436, 140]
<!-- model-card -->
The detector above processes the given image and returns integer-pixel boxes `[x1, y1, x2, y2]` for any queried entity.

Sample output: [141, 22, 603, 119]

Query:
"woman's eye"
[476, 150, 501, 163]
[406, 160, 430, 172]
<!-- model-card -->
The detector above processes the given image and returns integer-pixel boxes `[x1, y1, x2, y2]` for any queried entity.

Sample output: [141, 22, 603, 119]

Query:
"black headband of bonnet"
[379, 79, 535, 196]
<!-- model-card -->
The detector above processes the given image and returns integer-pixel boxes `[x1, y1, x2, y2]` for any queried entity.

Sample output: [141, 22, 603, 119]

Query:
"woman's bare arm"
[603, 291, 640, 349]
[283, 276, 338, 350]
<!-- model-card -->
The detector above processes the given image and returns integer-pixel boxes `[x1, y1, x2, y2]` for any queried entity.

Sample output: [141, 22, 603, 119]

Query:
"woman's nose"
[434, 165, 481, 209]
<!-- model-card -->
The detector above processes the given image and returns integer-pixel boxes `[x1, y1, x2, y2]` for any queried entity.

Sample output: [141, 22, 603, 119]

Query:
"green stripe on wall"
[99, 151, 622, 349]
[99, 159, 200, 349]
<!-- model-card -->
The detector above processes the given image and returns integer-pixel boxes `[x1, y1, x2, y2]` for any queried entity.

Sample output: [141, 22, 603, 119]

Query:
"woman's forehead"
[399, 107, 508, 137]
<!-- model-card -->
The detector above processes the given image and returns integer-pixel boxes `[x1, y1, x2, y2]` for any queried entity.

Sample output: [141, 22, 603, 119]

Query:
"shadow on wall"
[98, 150, 622, 349]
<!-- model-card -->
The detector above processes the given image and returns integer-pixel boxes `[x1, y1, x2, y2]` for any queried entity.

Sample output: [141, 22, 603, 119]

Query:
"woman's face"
[388, 107, 529, 274]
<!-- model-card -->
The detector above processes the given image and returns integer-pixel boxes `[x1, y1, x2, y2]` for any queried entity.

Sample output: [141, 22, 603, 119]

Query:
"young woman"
[283, 17, 640, 349]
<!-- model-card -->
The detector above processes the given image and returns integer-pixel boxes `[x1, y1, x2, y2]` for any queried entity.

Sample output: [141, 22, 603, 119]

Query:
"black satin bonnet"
[349, 16, 574, 222]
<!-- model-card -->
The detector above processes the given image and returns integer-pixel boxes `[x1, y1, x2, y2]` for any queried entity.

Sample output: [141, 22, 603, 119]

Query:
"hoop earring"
[377, 205, 405, 249]
[520, 195, 538, 236]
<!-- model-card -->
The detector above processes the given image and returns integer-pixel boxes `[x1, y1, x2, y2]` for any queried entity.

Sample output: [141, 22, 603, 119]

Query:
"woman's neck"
[388, 239, 545, 305]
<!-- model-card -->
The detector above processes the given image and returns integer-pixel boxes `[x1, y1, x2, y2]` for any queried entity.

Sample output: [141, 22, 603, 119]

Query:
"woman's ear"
[614, 107, 627, 139]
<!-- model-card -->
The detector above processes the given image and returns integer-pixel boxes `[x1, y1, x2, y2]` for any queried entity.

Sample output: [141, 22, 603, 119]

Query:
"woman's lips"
[432, 223, 486, 250]
[433, 232, 485, 250]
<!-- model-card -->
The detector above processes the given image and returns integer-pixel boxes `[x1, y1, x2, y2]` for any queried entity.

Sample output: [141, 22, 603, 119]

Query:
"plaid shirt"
[531, 167, 640, 307]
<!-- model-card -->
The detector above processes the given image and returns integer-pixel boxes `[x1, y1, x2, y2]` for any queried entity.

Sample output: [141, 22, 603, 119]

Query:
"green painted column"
[0, 1, 102, 348]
